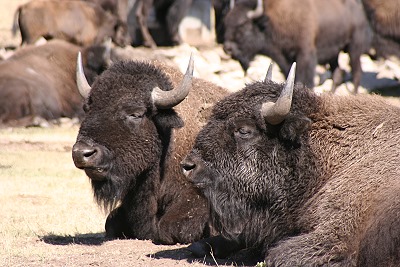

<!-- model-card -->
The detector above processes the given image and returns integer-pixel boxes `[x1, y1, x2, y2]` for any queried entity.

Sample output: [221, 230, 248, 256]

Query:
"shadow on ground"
[41, 232, 106, 246]
[149, 246, 262, 266]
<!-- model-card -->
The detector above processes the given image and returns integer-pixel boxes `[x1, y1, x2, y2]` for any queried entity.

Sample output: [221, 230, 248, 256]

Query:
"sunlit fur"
[74, 59, 227, 244]
[185, 80, 400, 266]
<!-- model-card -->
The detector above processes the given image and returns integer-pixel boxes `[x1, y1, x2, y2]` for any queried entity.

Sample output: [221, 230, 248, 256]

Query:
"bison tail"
[11, 6, 21, 37]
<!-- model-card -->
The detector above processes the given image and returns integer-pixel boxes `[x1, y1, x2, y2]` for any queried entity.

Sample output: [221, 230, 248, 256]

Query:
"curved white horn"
[151, 53, 194, 109]
[76, 52, 92, 99]
[260, 62, 296, 125]
[264, 62, 273, 81]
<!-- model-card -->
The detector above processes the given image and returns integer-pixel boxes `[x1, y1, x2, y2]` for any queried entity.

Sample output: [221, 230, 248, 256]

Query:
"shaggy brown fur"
[72, 58, 228, 244]
[183, 80, 400, 265]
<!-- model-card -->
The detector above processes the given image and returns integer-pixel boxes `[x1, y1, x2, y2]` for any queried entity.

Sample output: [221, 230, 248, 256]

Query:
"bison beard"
[182, 63, 400, 265]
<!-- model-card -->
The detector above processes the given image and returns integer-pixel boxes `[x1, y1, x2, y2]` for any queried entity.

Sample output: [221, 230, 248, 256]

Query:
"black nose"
[72, 141, 101, 168]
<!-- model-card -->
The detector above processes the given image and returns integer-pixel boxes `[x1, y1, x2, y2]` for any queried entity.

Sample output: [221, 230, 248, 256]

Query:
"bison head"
[181, 64, 315, 246]
[72, 53, 193, 211]
[223, 0, 268, 72]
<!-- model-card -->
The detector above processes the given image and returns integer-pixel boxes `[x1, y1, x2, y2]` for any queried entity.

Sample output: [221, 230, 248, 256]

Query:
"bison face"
[72, 59, 190, 210]
[223, 2, 267, 72]
[182, 68, 313, 243]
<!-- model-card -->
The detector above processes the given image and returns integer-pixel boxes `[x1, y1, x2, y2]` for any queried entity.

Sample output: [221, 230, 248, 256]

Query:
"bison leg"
[165, 0, 193, 45]
[187, 235, 245, 259]
[264, 232, 353, 266]
[296, 48, 317, 88]
[136, 0, 157, 48]
[105, 207, 133, 239]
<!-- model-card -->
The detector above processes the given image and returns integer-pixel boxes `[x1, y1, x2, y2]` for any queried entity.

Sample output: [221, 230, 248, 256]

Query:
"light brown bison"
[12, 0, 128, 46]
[0, 39, 110, 127]
[362, 0, 400, 59]
[182, 63, 400, 266]
[72, 54, 228, 244]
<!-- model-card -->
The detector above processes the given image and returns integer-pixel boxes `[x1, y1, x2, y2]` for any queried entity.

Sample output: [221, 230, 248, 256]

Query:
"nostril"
[181, 158, 197, 177]
[82, 148, 97, 159]
[182, 161, 196, 172]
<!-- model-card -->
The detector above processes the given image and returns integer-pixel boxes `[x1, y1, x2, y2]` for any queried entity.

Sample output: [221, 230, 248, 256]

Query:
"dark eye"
[83, 103, 90, 112]
[127, 112, 144, 123]
[234, 126, 254, 139]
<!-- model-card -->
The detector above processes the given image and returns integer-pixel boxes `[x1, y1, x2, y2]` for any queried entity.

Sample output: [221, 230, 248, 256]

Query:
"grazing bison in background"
[0, 39, 111, 127]
[12, 0, 129, 47]
[223, 0, 371, 93]
[361, 0, 400, 59]
[132, 0, 193, 48]
[72, 54, 228, 243]
[182, 63, 400, 265]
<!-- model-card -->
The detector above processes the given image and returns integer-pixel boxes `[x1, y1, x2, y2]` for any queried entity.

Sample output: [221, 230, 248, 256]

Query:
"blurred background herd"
[0, 0, 399, 128]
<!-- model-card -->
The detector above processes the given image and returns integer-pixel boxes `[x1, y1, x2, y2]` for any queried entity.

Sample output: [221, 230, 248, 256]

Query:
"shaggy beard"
[91, 176, 130, 213]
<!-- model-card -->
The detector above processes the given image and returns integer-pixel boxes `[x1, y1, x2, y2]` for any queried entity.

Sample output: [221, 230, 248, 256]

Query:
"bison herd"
[2, 0, 400, 266]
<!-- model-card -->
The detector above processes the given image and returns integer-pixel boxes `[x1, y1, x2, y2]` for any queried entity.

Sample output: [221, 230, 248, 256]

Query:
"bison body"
[361, 0, 400, 59]
[132, 0, 193, 48]
[0, 40, 109, 127]
[12, 0, 125, 46]
[223, 0, 371, 92]
[72, 56, 227, 244]
[182, 65, 400, 265]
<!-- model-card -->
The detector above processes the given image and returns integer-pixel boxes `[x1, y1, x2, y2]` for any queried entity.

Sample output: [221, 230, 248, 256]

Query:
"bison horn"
[247, 0, 264, 19]
[261, 62, 296, 125]
[76, 52, 92, 99]
[151, 53, 194, 109]
[230, 0, 235, 9]
[264, 62, 273, 81]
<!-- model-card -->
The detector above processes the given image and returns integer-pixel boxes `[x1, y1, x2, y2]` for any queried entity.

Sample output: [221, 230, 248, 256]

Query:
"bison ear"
[278, 114, 311, 147]
[154, 110, 184, 130]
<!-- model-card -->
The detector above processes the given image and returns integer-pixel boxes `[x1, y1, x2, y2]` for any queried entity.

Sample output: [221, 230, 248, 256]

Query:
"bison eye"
[83, 103, 90, 113]
[127, 112, 144, 122]
[234, 126, 255, 139]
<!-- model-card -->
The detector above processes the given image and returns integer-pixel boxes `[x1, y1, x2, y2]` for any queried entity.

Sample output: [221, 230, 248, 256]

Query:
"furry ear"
[278, 114, 311, 147]
[154, 109, 184, 130]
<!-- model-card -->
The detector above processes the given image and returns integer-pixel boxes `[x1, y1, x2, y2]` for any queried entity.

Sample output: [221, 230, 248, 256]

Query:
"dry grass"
[0, 124, 257, 266]
[0, 124, 105, 265]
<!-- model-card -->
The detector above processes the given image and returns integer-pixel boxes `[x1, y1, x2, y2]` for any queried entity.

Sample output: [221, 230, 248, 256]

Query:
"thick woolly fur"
[74, 59, 227, 244]
[185, 80, 400, 266]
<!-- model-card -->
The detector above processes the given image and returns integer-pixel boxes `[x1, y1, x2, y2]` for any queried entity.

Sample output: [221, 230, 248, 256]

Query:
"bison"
[12, 0, 129, 47]
[71, 54, 228, 243]
[0, 39, 111, 127]
[361, 0, 400, 59]
[223, 0, 372, 93]
[182, 63, 400, 266]
[132, 0, 193, 48]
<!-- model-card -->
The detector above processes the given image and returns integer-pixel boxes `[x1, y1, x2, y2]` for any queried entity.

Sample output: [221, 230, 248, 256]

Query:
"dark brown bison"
[0, 39, 110, 127]
[71, 54, 228, 244]
[361, 0, 400, 59]
[132, 0, 193, 48]
[12, 0, 128, 47]
[223, 0, 372, 93]
[182, 63, 400, 265]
